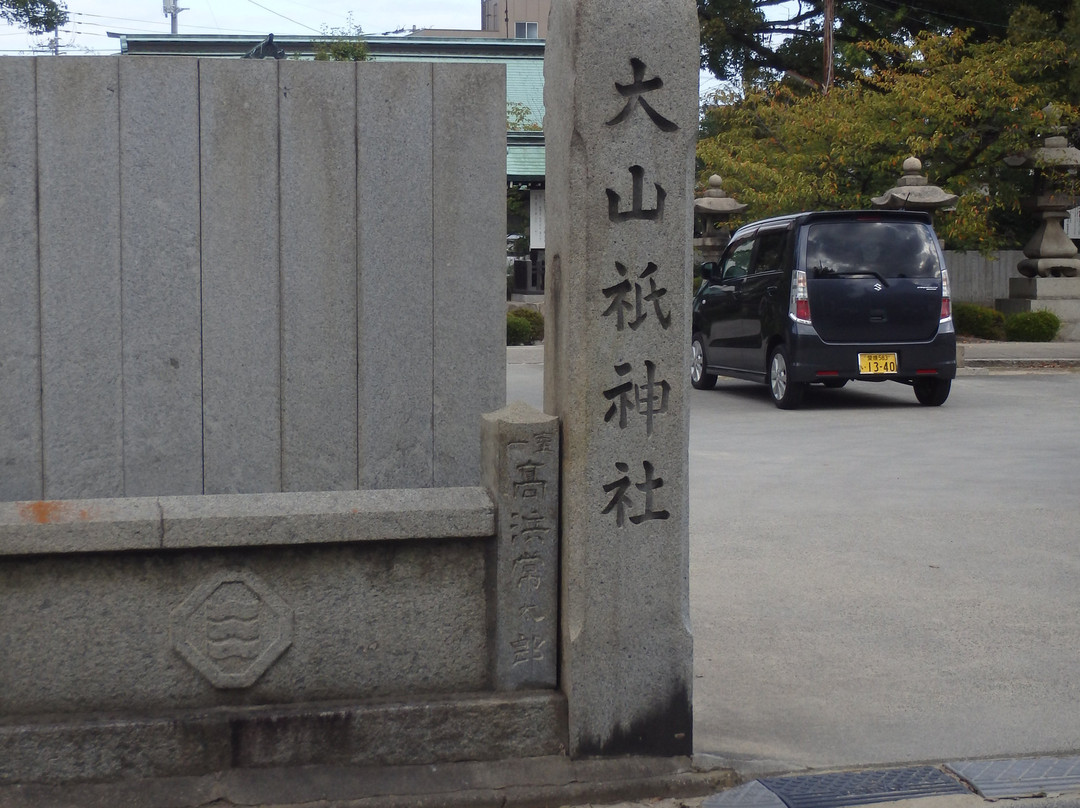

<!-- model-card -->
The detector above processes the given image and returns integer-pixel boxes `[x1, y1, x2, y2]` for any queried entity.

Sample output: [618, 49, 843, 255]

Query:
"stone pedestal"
[998, 277, 1080, 340]
[694, 234, 729, 266]
[1017, 204, 1080, 278]
[1019, 209, 1080, 278]
[544, 0, 697, 757]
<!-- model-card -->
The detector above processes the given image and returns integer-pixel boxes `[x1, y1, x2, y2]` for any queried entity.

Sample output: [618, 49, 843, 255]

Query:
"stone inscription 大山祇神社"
[544, 0, 698, 758]
[600, 61, 677, 525]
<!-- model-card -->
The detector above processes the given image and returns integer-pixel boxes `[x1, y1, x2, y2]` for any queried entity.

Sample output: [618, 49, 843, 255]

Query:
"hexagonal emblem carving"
[171, 570, 293, 689]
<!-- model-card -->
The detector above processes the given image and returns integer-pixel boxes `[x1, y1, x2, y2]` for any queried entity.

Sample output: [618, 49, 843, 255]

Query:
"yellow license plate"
[859, 353, 898, 374]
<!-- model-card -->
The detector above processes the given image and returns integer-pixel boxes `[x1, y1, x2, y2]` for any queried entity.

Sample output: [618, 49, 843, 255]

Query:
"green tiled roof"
[507, 146, 545, 179]
[508, 133, 546, 180]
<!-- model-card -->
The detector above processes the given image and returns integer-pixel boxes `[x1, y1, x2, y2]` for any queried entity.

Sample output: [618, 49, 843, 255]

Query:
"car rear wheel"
[913, 377, 951, 406]
[769, 345, 804, 409]
[691, 336, 717, 390]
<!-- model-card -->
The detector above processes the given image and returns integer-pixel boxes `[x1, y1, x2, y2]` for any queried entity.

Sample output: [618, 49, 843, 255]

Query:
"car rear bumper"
[788, 324, 957, 382]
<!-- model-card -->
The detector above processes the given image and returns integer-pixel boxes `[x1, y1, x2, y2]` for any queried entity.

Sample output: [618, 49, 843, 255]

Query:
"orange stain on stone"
[17, 501, 93, 524]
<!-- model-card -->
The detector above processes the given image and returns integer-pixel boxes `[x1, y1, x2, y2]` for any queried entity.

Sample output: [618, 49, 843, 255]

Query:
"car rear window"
[804, 220, 941, 279]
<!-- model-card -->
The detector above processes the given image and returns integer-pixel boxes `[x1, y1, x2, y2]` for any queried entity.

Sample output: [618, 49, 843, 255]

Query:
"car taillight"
[940, 268, 952, 322]
[790, 269, 811, 324]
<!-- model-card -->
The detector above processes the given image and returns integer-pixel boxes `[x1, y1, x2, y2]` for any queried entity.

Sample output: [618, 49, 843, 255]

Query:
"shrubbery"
[953, 302, 1006, 340]
[1004, 310, 1061, 342]
[952, 303, 1062, 342]
[512, 307, 544, 342]
[506, 312, 533, 345]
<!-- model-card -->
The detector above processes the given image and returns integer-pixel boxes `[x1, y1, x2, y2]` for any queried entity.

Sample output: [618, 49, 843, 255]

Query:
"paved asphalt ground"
[507, 344, 1080, 808]
[688, 369, 1080, 775]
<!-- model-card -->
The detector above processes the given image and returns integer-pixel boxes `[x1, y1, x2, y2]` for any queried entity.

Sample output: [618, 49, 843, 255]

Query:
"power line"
[243, 0, 323, 34]
[0, 2, 334, 43]
[67, 9, 327, 37]
[259, 0, 351, 25]
[858, 0, 1010, 33]
[70, 10, 172, 25]
[0, 2, 474, 49]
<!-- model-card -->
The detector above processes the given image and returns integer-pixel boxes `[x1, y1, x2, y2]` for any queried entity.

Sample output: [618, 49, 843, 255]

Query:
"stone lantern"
[694, 174, 746, 264]
[871, 156, 958, 218]
[1009, 132, 1080, 278]
[997, 128, 1080, 341]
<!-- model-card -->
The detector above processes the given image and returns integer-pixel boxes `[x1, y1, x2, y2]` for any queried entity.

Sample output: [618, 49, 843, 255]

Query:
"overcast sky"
[0, 0, 482, 55]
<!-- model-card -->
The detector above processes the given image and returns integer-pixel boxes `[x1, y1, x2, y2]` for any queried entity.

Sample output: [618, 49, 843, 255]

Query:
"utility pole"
[163, 0, 187, 35]
[823, 0, 834, 94]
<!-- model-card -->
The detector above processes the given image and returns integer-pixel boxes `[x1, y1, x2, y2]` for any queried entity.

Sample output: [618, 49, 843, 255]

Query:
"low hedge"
[953, 302, 1005, 340]
[507, 313, 533, 345]
[1004, 310, 1061, 342]
[511, 307, 544, 342]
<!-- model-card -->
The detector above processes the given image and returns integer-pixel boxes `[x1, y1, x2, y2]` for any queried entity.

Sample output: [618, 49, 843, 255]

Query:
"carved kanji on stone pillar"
[544, 0, 698, 758]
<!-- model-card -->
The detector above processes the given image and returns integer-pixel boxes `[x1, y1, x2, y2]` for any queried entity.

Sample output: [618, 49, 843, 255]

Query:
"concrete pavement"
[512, 341, 1080, 808]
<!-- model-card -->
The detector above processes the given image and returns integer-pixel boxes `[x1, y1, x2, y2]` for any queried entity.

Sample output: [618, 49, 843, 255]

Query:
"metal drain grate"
[947, 757, 1080, 799]
[758, 766, 970, 808]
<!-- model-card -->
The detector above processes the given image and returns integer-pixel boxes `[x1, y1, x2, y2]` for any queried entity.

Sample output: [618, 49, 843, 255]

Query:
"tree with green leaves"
[507, 101, 542, 132]
[698, 0, 1075, 89]
[0, 0, 67, 34]
[697, 28, 1078, 250]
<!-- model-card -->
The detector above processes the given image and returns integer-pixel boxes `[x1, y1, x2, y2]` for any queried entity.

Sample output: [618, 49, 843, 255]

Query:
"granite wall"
[0, 56, 506, 502]
[945, 250, 1026, 307]
[0, 56, 569, 793]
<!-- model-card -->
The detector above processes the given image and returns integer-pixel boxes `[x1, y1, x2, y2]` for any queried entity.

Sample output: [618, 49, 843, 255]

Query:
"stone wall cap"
[0, 487, 495, 556]
[485, 400, 558, 424]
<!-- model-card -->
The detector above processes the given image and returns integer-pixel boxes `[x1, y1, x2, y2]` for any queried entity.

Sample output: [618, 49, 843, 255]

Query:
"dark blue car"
[691, 210, 957, 408]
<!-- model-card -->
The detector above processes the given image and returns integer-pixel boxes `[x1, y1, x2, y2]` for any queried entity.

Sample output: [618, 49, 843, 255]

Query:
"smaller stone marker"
[482, 402, 560, 690]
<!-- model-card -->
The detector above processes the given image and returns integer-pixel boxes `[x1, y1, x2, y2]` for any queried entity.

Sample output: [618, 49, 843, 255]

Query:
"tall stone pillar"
[544, 0, 698, 757]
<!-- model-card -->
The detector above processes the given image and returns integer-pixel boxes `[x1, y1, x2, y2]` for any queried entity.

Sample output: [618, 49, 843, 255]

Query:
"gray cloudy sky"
[0, 0, 480, 54]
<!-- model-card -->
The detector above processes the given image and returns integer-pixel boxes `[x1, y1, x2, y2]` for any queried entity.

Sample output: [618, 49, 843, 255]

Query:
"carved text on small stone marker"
[511, 633, 546, 666]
